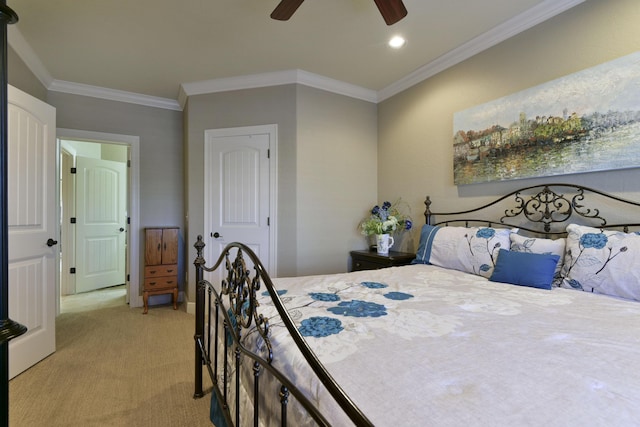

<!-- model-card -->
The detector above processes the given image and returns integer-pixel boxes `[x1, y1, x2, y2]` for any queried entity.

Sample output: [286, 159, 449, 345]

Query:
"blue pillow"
[412, 225, 440, 264]
[489, 249, 560, 290]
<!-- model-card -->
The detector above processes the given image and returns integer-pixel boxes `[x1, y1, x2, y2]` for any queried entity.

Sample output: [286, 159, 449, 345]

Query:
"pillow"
[510, 233, 566, 285]
[413, 225, 511, 278]
[412, 225, 439, 265]
[489, 249, 559, 290]
[560, 224, 640, 301]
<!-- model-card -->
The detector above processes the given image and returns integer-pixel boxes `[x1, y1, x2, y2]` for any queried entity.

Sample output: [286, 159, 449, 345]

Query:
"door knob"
[46, 238, 58, 247]
[119, 227, 125, 232]
[211, 232, 222, 238]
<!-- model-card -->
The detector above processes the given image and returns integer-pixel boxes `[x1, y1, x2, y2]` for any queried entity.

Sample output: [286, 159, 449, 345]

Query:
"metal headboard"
[424, 184, 640, 238]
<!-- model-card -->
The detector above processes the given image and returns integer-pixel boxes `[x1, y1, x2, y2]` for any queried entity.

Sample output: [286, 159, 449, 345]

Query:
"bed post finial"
[424, 196, 433, 225]
[194, 234, 206, 267]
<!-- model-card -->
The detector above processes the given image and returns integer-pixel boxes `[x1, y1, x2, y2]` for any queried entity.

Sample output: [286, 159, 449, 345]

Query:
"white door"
[7, 85, 57, 379]
[75, 156, 127, 293]
[204, 125, 276, 276]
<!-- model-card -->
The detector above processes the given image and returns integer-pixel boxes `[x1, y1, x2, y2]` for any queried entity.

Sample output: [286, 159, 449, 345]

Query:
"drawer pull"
[166, 269, 174, 273]
[149, 270, 157, 274]
[166, 280, 174, 284]
[149, 281, 157, 286]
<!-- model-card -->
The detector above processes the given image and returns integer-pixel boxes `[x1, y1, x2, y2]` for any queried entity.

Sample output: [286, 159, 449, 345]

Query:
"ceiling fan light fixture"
[388, 36, 406, 49]
[270, 0, 407, 25]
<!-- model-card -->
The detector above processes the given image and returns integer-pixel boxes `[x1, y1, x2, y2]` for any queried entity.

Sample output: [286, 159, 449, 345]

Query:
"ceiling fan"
[271, 0, 408, 26]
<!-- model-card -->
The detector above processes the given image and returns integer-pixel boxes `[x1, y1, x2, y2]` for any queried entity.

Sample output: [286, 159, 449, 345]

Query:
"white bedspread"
[251, 264, 640, 427]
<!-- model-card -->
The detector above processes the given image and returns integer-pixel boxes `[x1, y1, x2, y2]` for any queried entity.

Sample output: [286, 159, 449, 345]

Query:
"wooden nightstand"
[350, 250, 416, 272]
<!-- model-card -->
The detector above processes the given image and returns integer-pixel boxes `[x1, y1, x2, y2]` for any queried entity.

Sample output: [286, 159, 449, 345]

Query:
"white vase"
[376, 234, 394, 256]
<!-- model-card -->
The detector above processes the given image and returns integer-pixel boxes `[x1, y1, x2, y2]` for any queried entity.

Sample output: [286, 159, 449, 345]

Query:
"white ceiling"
[7, 0, 584, 109]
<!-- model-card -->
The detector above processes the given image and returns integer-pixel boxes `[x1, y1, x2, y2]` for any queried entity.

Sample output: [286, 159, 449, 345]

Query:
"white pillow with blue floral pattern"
[414, 225, 511, 278]
[560, 224, 640, 301]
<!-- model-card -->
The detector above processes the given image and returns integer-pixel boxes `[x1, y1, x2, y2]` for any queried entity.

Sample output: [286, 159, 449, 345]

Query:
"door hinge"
[127, 274, 130, 282]
[267, 217, 270, 226]
[267, 149, 270, 159]
[127, 217, 131, 224]
[127, 159, 131, 167]
[70, 167, 77, 174]
[70, 267, 76, 274]
[70, 217, 76, 224]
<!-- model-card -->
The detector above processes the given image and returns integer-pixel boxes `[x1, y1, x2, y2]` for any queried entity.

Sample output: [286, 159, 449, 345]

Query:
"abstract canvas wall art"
[453, 51, 640, 185]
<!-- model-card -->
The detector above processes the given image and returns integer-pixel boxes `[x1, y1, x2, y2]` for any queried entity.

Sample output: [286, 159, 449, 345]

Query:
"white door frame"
[204, 124, 278, 275]
[56, 128, 142, 309]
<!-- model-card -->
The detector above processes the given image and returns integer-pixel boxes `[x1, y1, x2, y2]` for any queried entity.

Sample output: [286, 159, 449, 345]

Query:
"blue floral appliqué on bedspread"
[299, 316, 344, 337]
[327, 300, 387, 317]
[262, 289, 288, 297]
[384, 292, 414, 300]
[361, 281, 388, 289]
[309, 292, 341, 302]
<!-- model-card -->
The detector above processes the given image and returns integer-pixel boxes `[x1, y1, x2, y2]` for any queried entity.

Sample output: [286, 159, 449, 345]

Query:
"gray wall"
[184, 84, 377, 303]
[295, 85, 377, 275]
[8, 45, 185, 306]
[8, 45, 46, 101]
[47, 92, 184, 301]
[378, 0, 640, 239]
[185, 84, 298, 293]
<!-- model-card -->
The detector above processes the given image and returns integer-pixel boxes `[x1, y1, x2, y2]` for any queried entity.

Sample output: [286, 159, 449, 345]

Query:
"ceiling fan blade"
[373, 0, 407, 25]
[271, 0, 305, 21]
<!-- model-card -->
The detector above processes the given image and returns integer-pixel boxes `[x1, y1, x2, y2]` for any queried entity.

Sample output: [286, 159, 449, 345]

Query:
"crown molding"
[377, 0, 586, 102]
[9, 26, 181, 111]
[9, 0, 584, 109]
[179, 69, 378, 108]
[48, 80, 182, 111]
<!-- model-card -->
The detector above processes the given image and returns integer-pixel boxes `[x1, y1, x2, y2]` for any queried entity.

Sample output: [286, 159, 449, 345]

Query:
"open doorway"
[57, 129, 141, 313]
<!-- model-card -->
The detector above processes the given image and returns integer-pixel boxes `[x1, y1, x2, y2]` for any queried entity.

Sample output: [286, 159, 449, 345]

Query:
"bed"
[193, 183, 640, 426]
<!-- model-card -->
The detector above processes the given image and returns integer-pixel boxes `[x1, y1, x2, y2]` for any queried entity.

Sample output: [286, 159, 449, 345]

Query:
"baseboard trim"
[186, 300, 196, 315]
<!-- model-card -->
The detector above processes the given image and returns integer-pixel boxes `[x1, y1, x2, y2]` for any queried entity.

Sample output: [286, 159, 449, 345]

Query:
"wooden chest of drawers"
[143, 227, 179, 314]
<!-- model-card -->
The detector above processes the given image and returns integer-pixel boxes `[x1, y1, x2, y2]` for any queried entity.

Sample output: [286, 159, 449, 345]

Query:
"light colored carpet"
[9, 294, 213, 426]
[60, 285, 128, 314]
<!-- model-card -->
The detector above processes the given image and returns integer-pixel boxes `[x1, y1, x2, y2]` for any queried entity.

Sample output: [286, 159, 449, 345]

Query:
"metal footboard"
[192, 236, 372, 427]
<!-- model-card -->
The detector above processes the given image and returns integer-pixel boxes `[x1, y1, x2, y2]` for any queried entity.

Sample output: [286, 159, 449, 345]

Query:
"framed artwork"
[453, 51, 640, 185]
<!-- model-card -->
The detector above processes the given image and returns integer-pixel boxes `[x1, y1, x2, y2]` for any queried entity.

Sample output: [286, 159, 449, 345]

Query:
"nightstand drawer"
[144, 276, 177, 290]
[144, 264, 178, 278]
[353, 258, 390, 271]
[350, 250, 415, 272]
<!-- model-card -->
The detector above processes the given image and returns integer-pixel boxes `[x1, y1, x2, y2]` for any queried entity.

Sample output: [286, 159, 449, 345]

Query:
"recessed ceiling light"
[388, 36, 406, 49]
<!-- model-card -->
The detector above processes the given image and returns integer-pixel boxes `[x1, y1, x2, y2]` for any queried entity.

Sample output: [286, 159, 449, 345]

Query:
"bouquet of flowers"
[360, 199, 413, 236]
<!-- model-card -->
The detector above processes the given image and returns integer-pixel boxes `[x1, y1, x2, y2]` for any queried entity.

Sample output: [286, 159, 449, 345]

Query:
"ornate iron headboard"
[424, 184, 640, 238]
